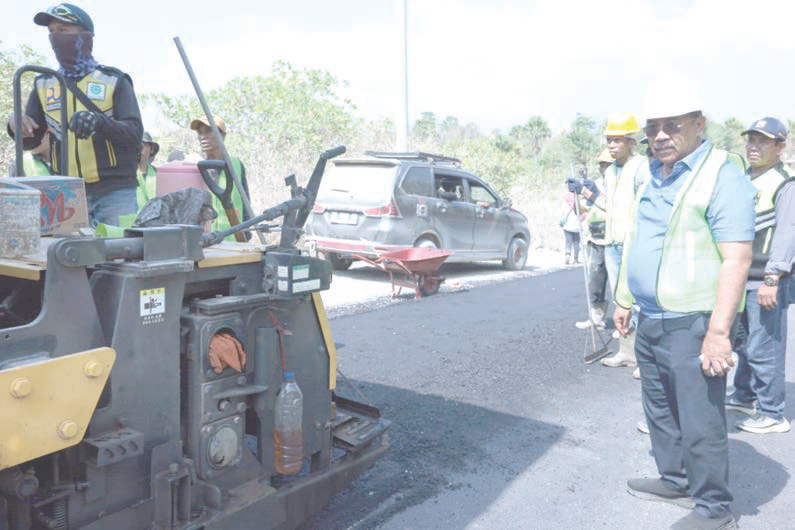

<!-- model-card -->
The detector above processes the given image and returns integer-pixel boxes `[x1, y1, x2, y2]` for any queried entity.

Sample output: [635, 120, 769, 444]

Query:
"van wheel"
[502, 237, 528, 271]
[326, 253, 354, 271]
[414, 237, 438, 250]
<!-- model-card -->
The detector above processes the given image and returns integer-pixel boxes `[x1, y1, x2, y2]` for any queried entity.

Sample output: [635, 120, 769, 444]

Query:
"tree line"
[2, 43, 793, 249]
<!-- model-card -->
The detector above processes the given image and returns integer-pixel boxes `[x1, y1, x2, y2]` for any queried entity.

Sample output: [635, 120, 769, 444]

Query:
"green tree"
[144, 61, 357, 207]
[509, 115, 551, 161]
[0, 42, 46, 171]
[566, 114, 600, 167]
[706, 117, 745, 155]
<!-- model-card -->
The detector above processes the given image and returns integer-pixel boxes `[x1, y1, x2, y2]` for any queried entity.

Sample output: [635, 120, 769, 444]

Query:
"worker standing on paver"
[614, 92, 756, 530]
[726, 117, 794, 434]
[136, 131, 159, 208]
[575, 149, 613, 330]
[6, 3, 144, 226]
[190, 115, 250, 237]
[585, 113, 650, 369]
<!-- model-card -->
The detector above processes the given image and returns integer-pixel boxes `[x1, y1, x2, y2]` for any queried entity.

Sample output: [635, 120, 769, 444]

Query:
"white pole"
[396, 0, 409, 151]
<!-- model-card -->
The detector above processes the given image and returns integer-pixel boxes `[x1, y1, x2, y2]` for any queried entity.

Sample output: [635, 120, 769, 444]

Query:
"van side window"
[434, 174, 466, 201]
[400, 167, 433, 197]
[469, 181, 498, 207]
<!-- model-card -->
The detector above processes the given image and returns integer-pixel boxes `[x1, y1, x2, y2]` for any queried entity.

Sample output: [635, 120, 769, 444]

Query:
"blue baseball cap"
[34, 3, 94, 33]
[741, 117, 787, 142]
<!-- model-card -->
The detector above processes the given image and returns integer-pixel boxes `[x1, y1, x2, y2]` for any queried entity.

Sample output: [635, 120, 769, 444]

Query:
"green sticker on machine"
[293, 264, 309, 280]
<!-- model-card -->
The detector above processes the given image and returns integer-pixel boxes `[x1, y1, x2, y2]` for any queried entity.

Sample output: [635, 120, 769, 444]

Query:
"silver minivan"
[305, 152, 531, 271]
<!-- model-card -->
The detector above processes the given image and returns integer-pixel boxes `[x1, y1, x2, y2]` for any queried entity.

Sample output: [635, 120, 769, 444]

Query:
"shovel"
[198, 159, 247, 242]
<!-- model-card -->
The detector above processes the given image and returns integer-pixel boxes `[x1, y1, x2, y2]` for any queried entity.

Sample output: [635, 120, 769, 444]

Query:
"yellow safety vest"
[749, 164, 794, 280]
[604, 154, 649, 245]
[615, 146, 734, 313]
[36, 68, 120, 182]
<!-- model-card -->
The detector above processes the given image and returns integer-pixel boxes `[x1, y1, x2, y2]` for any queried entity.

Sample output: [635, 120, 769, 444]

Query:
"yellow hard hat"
[604, 112, 640, 137]
[597, 148, 613, 164]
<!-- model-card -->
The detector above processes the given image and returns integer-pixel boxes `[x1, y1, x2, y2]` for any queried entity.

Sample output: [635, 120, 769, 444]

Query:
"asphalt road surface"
[309, 267, 794, 529]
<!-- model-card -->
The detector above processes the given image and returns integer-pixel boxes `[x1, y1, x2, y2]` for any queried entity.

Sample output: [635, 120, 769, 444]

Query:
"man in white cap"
[614, 97, 756, 529]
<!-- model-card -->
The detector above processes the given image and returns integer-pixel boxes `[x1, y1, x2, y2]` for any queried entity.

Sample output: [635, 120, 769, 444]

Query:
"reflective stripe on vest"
[749, 165, 793, 280]
[136, 164, 157, 209]
[209, 157, 245, 241]
[604, 154, 647, 245]
[615, 146, 733, 313]
[36, 69, 119, 182]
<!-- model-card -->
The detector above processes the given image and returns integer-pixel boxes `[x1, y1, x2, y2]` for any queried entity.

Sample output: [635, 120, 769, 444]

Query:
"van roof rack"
[364, 151, 461, 167]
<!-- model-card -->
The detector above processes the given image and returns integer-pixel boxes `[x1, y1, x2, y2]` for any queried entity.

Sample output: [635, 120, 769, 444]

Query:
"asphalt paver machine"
[0, 68, 389, 526]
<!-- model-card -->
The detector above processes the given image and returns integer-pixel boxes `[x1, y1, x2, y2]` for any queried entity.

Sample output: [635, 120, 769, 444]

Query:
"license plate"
[329, 211, 359, 225]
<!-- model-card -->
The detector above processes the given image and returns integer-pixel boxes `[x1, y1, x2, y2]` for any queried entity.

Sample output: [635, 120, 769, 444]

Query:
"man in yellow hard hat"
[575, 148, 612, 330]
[580, 113, 650, 369]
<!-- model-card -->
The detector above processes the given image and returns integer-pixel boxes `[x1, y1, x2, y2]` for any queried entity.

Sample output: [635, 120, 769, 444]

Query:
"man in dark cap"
[6, 3, 143, 227]
[136, 132, 159, 207]
[726, 117, 794, 434]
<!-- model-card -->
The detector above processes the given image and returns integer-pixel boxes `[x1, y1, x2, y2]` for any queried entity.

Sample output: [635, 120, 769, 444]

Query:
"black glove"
[566, 178, 583, 194]
[68, 111, 99, 139]
[582, 179, 600, 204]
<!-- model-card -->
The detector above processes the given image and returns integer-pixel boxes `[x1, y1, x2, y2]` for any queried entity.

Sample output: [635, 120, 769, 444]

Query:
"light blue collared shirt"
[626, 140, 756, 318]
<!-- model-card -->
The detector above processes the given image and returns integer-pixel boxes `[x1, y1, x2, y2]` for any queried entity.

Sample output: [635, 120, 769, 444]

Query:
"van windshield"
[317, 163, 397, 205]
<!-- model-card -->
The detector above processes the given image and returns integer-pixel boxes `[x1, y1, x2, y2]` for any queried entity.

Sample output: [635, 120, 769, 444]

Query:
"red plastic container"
[156, 161, 208, 197]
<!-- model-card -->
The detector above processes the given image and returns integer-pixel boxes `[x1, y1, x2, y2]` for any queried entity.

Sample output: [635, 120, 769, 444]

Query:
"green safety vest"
[136, 164, 157, 209]
[209, 157, 246, 242]
[604, 154, 649, 245]
[22, 152, 53, 176]
[748, 163, 794, 280]
[615, 146, 735, 313]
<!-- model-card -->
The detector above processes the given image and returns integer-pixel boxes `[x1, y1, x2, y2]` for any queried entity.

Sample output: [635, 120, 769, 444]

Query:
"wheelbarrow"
[353, 247, 454, 300]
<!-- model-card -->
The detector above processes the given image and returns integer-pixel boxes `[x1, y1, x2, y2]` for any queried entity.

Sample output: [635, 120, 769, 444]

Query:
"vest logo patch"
[45, 85, 61, 111]
[87, 82, 106, 101]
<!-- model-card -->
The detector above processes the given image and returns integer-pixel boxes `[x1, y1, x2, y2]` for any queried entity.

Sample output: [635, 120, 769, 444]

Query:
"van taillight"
[363, 200, 400, 217]
[312, 204, 326, 213]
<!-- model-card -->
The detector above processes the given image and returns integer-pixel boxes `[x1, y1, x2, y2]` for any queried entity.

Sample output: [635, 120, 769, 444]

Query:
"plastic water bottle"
[274, 372, 303, 475]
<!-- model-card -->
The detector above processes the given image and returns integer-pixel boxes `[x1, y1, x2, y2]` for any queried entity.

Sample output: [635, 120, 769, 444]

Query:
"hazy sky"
[4, 0, 794, 134]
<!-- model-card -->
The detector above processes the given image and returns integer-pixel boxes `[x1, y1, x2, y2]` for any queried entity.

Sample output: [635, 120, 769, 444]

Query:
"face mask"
[49, 31, 94, 72]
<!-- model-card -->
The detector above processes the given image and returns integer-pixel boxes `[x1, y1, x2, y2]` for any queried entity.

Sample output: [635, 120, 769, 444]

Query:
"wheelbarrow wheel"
[419, 275, 440, 297]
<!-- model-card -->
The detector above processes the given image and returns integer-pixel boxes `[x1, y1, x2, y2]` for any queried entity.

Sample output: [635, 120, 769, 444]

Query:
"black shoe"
[627, 478, 694, 509]
[671, 511, 737, 530]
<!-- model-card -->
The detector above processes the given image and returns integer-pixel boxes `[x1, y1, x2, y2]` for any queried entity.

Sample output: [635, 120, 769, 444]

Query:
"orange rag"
[209, 332, 247, 373]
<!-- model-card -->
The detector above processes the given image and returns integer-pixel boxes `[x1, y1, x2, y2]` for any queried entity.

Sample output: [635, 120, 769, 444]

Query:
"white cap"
[642, 74, 703, 121]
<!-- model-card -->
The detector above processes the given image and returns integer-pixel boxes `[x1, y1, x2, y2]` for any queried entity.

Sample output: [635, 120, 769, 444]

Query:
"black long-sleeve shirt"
[8, 66, 143, 195]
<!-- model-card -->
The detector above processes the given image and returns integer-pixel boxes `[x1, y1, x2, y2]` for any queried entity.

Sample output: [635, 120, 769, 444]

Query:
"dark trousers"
[563, 230, 580, 261]
[636, 313, 731, 518]
[585, 242, 607, 304]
